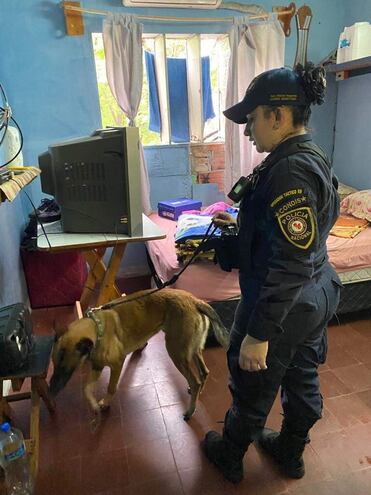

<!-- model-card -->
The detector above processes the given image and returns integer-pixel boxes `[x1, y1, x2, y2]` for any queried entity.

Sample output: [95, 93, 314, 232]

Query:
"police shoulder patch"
[277, 206, 315, 249]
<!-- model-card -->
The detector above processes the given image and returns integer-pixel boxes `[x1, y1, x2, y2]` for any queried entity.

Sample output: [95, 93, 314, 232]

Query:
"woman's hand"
[239, 335, 268, 372]
[212, 211, 237, 228]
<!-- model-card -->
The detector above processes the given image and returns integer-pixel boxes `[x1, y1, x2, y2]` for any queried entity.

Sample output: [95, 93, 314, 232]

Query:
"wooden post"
[63, 1, 84, 36]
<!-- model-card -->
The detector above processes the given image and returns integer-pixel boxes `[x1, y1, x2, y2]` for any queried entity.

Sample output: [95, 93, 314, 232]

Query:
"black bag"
[0, 303, 34, 375]
[204, 228, 240, 273]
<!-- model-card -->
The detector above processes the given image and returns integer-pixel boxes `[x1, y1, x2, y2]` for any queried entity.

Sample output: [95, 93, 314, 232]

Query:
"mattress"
[339, 267, 371, 284]
[327, 227, 371, 273]
[147, 214, 371, 304]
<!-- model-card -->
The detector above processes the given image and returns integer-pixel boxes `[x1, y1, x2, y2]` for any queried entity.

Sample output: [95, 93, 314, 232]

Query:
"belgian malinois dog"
[50, 289, 229, 420]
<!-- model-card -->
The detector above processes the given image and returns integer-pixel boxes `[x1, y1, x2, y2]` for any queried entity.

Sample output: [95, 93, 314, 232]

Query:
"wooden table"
[37, 214, 166, 314]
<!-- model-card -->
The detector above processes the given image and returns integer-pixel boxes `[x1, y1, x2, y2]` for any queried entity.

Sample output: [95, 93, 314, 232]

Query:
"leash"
[88, 222, 219, 314]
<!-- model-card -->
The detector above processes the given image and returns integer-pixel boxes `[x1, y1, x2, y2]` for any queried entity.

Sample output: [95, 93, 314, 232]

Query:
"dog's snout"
[49, 368, 74, 397]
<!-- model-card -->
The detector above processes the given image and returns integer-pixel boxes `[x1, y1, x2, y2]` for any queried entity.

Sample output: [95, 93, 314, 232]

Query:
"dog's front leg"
[84, 366, 103, 414]
[98, 361, 124, 411]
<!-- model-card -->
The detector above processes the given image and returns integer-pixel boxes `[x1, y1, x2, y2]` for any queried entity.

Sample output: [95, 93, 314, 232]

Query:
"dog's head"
[50, 318, 96, 397]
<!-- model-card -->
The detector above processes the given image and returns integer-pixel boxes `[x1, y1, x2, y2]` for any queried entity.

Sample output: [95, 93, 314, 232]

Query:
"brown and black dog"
[50, 288, 229, 420]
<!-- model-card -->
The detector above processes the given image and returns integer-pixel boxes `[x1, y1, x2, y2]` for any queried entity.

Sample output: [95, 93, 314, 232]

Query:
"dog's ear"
[75, 338, 94, 356]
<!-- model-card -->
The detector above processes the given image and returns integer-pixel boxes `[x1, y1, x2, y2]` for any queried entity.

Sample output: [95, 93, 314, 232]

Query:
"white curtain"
[103, 13, 151, 215]
[224, 15, 285, 194]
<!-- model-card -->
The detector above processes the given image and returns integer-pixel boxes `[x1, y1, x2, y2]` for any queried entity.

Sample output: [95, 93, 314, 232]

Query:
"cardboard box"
[158, 198, 202, 221]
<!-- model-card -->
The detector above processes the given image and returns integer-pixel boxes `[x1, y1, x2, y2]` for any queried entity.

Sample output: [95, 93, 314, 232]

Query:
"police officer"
[202, 63, 342, 483]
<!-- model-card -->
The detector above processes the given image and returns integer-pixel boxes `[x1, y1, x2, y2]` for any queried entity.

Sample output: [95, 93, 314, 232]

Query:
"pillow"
[337, 182, 358, 202]
[340, 190, 371, 221]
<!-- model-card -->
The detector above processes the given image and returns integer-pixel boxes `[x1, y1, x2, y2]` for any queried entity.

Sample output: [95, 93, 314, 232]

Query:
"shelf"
[326, 56, 371, 80]
[0, 167, 41, 203]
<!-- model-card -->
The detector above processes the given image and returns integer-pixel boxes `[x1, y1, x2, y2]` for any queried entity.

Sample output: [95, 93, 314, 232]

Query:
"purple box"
[158, 198, 202, 221]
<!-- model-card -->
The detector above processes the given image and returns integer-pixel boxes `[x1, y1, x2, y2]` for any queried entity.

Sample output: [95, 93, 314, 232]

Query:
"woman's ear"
[274, 107, 282, 128]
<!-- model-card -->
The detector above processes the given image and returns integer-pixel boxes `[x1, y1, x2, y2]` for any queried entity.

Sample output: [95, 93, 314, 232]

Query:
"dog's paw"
[89, 409, 102, 432]
[98, 398, 111, 412]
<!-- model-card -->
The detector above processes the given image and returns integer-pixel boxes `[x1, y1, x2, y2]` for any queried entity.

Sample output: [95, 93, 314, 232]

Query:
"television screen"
[38, 127, 143, 236]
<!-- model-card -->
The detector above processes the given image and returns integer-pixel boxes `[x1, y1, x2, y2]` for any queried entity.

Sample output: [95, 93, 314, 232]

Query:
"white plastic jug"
[337, 22, 371, 64]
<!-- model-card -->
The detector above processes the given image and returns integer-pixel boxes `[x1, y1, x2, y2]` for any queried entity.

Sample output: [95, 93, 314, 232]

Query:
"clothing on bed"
[330, 214, 369, 238]
[174, 205, 238, 263]
[175, 207, 238, 244]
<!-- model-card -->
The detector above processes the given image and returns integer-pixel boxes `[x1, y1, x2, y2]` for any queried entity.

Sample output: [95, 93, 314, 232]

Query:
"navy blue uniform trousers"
[225, 267, 341, 450]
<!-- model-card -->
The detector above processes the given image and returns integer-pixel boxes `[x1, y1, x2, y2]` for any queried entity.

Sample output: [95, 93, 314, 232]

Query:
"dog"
[50, 288, 229, 420]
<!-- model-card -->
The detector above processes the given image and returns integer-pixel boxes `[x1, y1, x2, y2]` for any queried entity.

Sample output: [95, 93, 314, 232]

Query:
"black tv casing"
[38, 127, 143, 236]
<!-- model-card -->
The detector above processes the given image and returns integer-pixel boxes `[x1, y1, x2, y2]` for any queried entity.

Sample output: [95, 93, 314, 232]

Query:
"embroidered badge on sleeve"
[270, 189, 316, 249]
[277, 207, 315, 249]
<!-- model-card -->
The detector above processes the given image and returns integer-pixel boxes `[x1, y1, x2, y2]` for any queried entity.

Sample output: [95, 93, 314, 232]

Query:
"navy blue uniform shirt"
[237, 134, 340, 341]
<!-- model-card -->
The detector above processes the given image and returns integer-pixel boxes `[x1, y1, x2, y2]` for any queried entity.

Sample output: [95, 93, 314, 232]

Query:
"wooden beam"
[63, 1, 84, 36]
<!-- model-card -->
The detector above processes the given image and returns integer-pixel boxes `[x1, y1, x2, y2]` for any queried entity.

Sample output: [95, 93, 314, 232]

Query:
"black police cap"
[223, 67, 309, 124]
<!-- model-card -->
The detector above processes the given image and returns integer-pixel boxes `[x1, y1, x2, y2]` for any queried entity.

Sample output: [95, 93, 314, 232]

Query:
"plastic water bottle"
[0, 423, 33, 495]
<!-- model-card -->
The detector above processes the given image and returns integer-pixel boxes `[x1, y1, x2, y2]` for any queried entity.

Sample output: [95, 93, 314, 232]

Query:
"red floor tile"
[80, 414, 126, 456]
[80, 448, 129, 495]
[125, 473, 184, 495]
[357, 388, 371, 408]
[126, 438, 177, 484]
[119, 382, 160, 416]
[121, 408, 168, 447]
[310, 405, 343, 438]
[36, 456, 82, 495]
[325, 392, 371, 427]
[155, 378, 190, 408]
[326, 342, 359, 369]
[170, 429, 211, 472]
[319, 370, 351, 398]
[178, 464, 229, 495]
[331, 364, 371, 393]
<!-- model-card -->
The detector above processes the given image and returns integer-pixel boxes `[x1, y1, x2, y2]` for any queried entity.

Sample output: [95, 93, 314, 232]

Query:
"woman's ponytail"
[294, 62, 326, 105]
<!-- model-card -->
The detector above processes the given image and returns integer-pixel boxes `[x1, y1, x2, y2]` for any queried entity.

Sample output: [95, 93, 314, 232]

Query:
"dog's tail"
[196, 302, 229, 349]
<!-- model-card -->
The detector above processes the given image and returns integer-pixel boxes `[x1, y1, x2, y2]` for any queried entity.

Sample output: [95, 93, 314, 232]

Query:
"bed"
[146, 212, 371, 321]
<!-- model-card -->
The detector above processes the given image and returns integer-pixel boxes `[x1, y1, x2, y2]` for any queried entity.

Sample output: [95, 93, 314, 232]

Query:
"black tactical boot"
[257, 427, 309, 479]
[202, 431, 244, 483]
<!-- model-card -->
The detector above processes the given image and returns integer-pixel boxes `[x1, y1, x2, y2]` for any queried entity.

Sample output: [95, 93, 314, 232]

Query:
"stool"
[0, 336, 56, 482]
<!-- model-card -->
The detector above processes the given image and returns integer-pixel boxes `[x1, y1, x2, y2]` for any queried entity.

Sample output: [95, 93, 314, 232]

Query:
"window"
[92, 33, 229, 146]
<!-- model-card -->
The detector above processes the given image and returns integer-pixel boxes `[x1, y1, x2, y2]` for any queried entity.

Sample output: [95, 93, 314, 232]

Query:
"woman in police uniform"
[202, 63, 342, 483]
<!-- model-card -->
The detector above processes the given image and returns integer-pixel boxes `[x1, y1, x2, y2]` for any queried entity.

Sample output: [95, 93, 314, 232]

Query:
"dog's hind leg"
[193, 351, 209, 395]
[166, 341, 201, 421]
[98, 362, 124, 411]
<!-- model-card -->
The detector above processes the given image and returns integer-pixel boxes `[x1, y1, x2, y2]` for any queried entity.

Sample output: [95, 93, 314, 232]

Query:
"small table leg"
[30, 379, 40, 479]
[80, 248, 107, 311]
[97, 243, 127, 306]
[34, 378, 56, 414]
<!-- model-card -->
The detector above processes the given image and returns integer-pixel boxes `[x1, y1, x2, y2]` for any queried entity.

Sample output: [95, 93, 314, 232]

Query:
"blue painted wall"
[332, 1, 371, 188]
[0, 0, 350, 305]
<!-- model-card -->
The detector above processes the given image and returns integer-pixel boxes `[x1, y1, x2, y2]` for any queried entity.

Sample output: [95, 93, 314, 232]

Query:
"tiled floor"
[9, 304, 371, 495]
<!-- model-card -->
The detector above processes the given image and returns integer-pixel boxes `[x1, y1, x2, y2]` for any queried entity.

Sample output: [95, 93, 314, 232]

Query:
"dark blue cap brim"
[223, 97, 257, 124]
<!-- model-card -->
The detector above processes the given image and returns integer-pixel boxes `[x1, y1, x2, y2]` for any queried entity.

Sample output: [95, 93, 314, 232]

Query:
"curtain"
[145, 52, 215, 143]
[224, 15, 285, 194]
[103, 13, 151, 215]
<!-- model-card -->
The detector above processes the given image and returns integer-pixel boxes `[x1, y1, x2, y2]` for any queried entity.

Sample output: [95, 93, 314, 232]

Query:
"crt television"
[38, 127, 143, 236]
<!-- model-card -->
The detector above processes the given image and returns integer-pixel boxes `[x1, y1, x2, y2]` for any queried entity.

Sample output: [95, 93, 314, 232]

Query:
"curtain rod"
[62, 3, 294, 23]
